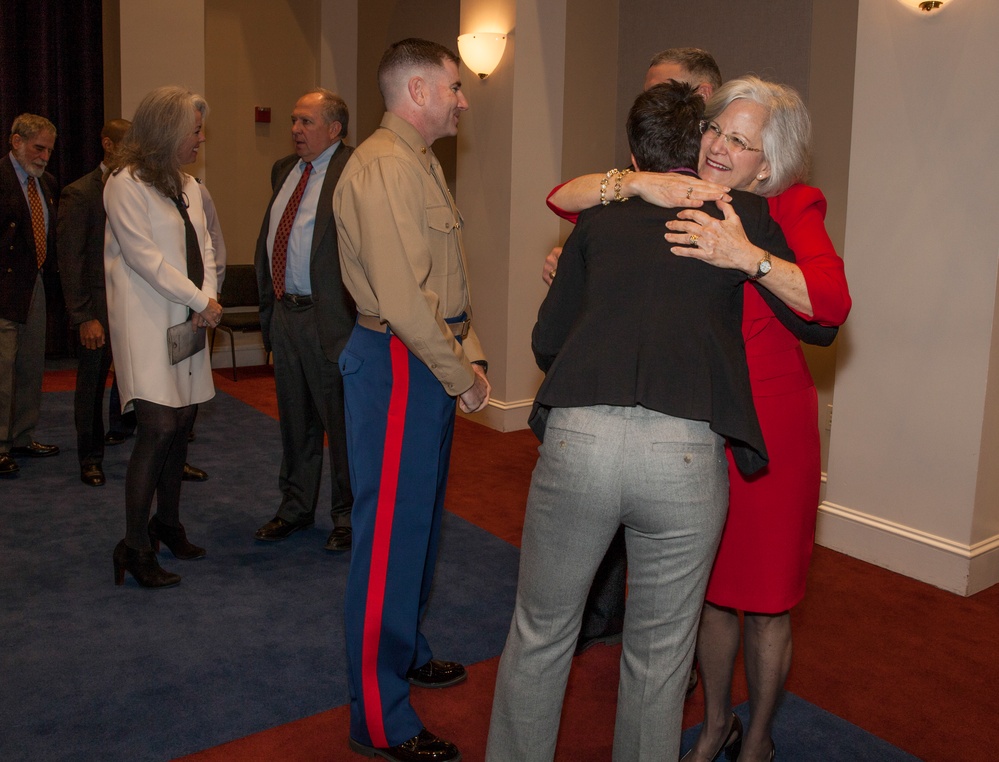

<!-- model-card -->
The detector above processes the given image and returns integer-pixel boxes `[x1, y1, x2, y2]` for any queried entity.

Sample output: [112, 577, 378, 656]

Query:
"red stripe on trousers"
[361, 336, 410, 748]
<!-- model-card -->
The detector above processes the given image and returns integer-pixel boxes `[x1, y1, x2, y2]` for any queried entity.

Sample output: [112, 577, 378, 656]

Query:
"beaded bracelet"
[614, 168, 633, 202]
[600, 168, 618, 206]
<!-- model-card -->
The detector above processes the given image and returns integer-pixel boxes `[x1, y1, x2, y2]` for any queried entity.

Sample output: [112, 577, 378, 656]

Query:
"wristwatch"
[471, 359, 489, 374]
[750, 251, 772, 280]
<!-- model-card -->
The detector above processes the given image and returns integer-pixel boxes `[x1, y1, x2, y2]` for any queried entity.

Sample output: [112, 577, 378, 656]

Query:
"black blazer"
[57, 166, 108, 327]
[0, 155, 58, 323]
[254, 144, 356, 362]
[532, 191, 795, 477]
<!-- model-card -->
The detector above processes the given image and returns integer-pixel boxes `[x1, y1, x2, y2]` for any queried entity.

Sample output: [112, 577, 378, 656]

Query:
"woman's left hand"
[194, 297, 223, 329]
[663, 199, 758, 274]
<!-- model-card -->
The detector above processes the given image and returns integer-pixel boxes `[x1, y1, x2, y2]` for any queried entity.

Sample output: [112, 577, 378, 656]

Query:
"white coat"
[104, 169, 217, 410]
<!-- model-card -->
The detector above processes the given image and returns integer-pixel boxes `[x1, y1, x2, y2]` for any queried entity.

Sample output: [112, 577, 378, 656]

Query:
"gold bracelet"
[614, 168, 633, 202]
[600, 168, 617, 206]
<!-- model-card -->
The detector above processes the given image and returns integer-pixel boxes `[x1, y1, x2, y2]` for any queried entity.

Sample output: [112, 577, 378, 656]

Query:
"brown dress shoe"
[11, 441, 59, 457]
[348, 728, 460, 761]
[0, 453, 19, 476]
[254, 516, 314, 541]
[406, 659, 467, 689]
[324, 526, 352, 551]
[81, 464, 106, 487]
[182, 463, 209, 481]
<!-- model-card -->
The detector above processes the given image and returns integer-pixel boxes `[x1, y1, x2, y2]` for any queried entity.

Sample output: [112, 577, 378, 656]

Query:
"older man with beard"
[0, 114, 60, 477]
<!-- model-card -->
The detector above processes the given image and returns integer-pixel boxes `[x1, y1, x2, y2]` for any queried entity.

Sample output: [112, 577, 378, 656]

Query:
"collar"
[378, 112, 435, 172]
[300, 139, 341, 173]
[8, 152, 35, 187]
[667, 167, 699, 176]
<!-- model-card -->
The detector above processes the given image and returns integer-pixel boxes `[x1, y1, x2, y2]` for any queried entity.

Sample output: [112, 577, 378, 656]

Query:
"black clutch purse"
[167, 320, 207, 365]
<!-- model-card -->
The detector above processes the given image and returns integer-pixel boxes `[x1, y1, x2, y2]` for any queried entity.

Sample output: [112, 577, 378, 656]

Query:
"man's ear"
[328, 121, 343, 142]
[696, 82, 715, 100]
[407, 75, 425, 106]
[629, 152, 641, 172]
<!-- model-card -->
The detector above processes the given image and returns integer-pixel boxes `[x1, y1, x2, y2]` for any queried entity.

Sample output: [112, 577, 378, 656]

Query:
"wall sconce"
[896, 0, 948, 13]
[457, 33, 507, 79]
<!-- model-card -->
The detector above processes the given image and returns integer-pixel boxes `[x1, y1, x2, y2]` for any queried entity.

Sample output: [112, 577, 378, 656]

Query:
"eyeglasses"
[699, 120, 763, 154]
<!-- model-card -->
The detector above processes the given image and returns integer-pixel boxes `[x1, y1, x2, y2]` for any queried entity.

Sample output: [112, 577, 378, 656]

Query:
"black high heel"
[148, 516, 206, 560]
[680, 713, 742, 762]
[113, 539, 181, 588]
[721, 714, 743, 761]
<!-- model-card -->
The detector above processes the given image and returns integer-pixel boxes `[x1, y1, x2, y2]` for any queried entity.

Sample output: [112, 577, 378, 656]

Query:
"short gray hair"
[648, 48, 722, 91]
[309, 88, 349, 139]
[10, 113, 57, 145]
[703, 76, 810, 197]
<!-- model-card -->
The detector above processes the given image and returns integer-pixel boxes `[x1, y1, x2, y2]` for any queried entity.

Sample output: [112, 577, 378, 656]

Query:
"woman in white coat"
[105, 86, 222, 588]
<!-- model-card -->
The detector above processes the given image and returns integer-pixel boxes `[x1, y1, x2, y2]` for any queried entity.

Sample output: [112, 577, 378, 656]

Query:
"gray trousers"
[0, 273, 46, 452]
[486, 405, 729, 762]
[271, 298, 352, 526]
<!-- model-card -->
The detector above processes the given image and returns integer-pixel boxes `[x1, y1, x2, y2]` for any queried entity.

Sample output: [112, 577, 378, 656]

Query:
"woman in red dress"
[546, 76, 851, 761]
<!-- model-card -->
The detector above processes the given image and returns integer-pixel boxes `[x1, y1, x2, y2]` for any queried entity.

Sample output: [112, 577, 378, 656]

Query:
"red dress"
[705, 184, 851, 612]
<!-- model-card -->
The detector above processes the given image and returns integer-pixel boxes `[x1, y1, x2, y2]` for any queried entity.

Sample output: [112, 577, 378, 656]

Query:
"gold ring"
[686, 186, 693, 200]
[689, 234, 699, 246]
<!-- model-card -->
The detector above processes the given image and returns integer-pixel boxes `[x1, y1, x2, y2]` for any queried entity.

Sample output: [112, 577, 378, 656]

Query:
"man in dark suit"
[253, 89, 354, 551]
[1, 114, 60, 477]
[57, 119, 131, 486]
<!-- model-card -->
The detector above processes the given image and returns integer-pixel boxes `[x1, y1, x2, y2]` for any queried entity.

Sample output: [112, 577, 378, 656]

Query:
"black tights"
[124, 400, 197, 549]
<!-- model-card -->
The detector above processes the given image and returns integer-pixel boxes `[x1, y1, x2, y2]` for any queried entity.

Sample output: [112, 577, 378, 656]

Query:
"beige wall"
[822, 0, 999, 594]
[204, 0, 322, 264]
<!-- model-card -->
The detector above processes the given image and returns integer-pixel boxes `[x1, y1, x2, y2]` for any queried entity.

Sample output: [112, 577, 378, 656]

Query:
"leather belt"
[357, 313, 470, 339]
[281, 293, 313, 306]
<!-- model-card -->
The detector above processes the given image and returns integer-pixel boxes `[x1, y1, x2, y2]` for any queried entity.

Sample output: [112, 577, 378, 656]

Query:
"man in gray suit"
[0, 114, 60, 478]
[253, 89, 354, 551]
[58, 118, 130, 487]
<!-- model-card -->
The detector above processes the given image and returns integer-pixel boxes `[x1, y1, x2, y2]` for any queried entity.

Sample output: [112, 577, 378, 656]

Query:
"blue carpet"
[680, 693, 922, 761]
[0, 390, 519, 762]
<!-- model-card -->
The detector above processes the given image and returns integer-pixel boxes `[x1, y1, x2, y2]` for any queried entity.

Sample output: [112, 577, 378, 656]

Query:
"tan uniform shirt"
[334, 112, 485, 396]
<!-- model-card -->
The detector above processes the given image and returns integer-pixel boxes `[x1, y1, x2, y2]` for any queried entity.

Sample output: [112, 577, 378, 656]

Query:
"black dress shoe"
[325, 526, 352, 551]
[81, 464, 106, 487]
[182, 463, 209, 481]
[348, 728, 460, 761]
[406, 659, 467, 689]
[11, 441, 59, 457]
[254, 516, 314, 541]
[0, 453, 19, 477]
[104, 431, 127, 446]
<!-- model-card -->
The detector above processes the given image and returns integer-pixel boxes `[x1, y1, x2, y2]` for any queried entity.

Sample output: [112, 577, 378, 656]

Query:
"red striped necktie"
[271, 162, 312, 300]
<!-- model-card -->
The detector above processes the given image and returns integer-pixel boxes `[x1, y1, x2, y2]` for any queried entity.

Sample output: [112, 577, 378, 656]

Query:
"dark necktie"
[26, 178, 46, 268]
[171, 193, 204, 290]
[271, 162, 312, 300]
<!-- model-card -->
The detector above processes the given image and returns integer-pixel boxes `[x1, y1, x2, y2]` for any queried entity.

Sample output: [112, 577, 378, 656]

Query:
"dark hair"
[648, 48, 722, 91]
[101, 118, 131, 145]
[626, 81, 704, 173]
[310, 87, 350, 139]
[377, 38, 460, 103]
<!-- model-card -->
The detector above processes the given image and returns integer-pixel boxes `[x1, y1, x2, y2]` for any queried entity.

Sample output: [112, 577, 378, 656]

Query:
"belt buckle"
[457, 318, 470, 339]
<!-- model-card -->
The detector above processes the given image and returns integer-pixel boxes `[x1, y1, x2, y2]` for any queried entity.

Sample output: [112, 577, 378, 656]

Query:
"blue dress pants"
[340, 323, 456, 748]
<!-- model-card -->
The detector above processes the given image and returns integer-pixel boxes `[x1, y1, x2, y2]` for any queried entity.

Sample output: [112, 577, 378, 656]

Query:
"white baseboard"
[817, 501, 999, 596]
[209, 331, 268, 370]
